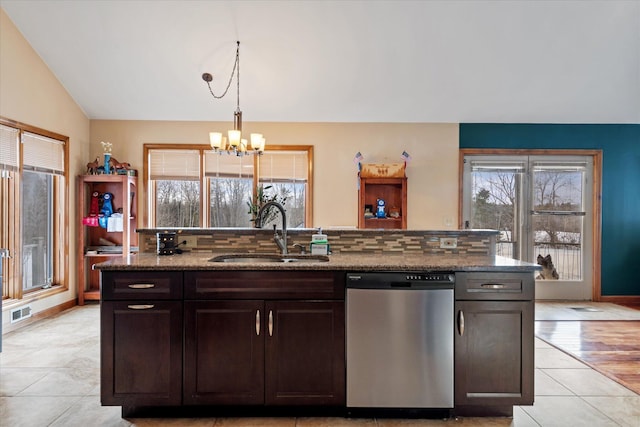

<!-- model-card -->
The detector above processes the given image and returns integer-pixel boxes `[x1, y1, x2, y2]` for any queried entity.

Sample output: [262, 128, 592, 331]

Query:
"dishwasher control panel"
[405, 273, 454, 282]
[346, 272, 455, 289]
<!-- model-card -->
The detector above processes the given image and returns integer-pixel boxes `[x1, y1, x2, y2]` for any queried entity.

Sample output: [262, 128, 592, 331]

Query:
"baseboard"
[2, 299, 76, 334]
[599, 296, 640, 304]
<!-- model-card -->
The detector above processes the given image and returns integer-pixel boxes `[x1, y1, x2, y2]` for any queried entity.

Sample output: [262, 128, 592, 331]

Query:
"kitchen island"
[96, 249, 538, 419]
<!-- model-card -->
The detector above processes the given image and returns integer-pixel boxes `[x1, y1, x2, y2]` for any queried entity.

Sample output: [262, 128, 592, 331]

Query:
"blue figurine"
[376, 198, 386, 218]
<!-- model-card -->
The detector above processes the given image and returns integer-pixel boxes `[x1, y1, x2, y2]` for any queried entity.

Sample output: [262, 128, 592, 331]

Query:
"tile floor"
[1, 303, 639, 427]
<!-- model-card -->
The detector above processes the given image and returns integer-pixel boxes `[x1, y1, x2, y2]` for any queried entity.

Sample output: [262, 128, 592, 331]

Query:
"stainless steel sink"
[209, 254, 330, 263]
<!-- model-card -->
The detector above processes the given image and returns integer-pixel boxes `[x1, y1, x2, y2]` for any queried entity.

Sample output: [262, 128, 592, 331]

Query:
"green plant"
[247, 184, 287, 227]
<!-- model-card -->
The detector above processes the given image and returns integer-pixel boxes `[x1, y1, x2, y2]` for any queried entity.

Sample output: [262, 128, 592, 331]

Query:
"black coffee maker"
[156, 232, 177, 255]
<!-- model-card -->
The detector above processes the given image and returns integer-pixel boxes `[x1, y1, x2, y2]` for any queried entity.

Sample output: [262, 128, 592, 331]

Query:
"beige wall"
[0, 6, 459, 332]
[90, 121, 459, 229]
[1, 9, 89, 321]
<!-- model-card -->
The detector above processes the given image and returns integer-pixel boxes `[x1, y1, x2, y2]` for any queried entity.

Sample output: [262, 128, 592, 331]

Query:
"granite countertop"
[95, 252, 540, 272]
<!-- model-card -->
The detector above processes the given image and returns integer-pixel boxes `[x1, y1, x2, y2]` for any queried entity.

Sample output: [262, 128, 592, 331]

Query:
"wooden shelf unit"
[77, 174, 137, 305]
[358, 177, 407, 229]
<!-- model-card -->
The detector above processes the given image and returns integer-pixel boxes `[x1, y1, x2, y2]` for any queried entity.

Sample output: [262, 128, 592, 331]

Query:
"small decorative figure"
[376, 198, 386, 218]
[86, 157, 100, 175]
[109, 156, 131, 172]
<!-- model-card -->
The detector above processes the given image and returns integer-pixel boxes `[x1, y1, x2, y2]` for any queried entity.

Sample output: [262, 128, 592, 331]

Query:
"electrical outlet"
[440, 237, 457, 249]
[182, 235, 198, 247]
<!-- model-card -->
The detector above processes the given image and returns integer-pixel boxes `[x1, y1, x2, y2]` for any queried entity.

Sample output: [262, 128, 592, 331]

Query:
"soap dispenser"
[310, 228, 329, 255]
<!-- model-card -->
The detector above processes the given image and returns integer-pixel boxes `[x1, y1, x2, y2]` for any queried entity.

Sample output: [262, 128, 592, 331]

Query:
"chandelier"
[202, 41, 265, 156]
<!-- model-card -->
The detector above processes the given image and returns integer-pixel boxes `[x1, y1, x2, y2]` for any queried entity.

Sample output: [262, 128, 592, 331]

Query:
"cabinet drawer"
[184, 271, 345, 300]
[101, 271, 183, 300]
[455, 272, 534, 301]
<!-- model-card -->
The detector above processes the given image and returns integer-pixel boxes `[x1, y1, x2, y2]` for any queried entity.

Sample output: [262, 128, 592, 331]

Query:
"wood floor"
[536, 320, 640, 395]
[618, 303, 640, 310]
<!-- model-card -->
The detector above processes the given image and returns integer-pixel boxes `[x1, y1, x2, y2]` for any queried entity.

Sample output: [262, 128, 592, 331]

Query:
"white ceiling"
[2, 0, 639, 124]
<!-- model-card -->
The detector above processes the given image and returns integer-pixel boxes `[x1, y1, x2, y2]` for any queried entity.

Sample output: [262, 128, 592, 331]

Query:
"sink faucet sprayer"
[256, 201, 288, 255]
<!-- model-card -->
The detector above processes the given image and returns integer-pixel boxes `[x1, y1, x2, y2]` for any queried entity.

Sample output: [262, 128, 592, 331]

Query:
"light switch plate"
[182, 235, 198, 247]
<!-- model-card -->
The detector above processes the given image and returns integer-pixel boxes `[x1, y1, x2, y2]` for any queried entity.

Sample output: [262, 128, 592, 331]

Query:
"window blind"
[469, 160, 526, 173]
[532, 161, 588, 172]
[22, 132, 65, 175]
[204, 151, 254, 178]
[149, 149, 200, 180]
[259, 151, 308, 183]
[0, 124, 19, 171]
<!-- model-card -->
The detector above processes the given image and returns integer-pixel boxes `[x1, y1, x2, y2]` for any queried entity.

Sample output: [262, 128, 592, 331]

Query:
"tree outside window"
[146, 145, 312, 228]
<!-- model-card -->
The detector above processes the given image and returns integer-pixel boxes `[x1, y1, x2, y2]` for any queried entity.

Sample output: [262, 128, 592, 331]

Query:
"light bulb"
[250, 133, 263, 150]
[228, 130, 241, 148]
[209, 132, 222, 149]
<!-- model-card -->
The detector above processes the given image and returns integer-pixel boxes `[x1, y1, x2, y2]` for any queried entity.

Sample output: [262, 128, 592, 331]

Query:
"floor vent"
[10, 305, 32, 323]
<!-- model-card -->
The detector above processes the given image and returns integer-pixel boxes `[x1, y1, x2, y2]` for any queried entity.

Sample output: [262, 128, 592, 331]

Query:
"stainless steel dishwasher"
[346, 271, 454, 409]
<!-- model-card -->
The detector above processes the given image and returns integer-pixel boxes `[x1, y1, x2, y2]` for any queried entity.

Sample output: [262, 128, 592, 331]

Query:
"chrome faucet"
[256, 201, 288, 255]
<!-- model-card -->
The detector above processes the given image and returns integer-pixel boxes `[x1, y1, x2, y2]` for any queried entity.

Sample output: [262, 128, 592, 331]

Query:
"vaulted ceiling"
[2, 0, 639, 123]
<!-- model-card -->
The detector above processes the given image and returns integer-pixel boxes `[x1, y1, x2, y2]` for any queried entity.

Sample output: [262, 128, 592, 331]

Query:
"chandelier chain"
[205, 41, 240, 103]
[203, 41, 264, 156]
[236, 42, 240, 112]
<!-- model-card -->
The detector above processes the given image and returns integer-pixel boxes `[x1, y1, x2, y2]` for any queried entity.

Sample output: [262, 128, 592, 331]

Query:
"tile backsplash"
[137, 228, 497, 256]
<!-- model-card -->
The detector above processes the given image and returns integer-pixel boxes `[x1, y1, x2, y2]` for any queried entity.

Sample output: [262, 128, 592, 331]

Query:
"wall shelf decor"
[77, 174, 137, 304]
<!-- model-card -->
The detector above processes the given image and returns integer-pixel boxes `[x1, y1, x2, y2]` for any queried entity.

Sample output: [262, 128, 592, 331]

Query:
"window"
[461, 151, 600, 300]
[149, 149, 201, 227]
[206, 152, 254, 227]
[259, 150, 308, 228]
[145, 144, 313, 228]
[1, 119, 69, 300]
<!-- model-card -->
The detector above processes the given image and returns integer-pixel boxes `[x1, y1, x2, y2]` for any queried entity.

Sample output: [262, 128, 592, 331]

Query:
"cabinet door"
[101, 301, 182, 406]
[454, 300, 534, 406]
[184, 300, 264, 405]
[265, 301, 345, 406]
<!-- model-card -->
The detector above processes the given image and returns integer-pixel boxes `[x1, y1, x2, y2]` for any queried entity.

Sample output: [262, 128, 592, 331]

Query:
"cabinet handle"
[480, 283, 506, 289]
[127, 304, 155, 310]
[128, 283, 156, 289]
[268, 310, 273, 337]
[256, 310, 260, 336]
[457, 310, 465, 336]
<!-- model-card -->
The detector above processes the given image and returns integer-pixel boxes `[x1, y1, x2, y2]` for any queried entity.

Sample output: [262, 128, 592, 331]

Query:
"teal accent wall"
[460, 124, 640, 297]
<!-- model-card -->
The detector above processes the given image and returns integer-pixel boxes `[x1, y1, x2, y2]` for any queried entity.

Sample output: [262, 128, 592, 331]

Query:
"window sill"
[2, 285, 67, 312]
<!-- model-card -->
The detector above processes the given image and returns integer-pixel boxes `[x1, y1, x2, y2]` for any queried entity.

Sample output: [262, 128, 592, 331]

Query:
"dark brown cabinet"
[454, 272, 534, 415]
[99, 266, 535, 416]
[101, 301, 183, 407]
[183, 300, 264, 405]
[265, 300, 345, 406]
[101, 269, 345, 411]
[183, 271, 345, 407]
[100, 271, 183, 408]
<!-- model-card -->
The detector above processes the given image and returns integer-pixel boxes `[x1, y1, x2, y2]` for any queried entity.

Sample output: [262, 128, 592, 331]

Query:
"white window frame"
[460, 149, 602, 301]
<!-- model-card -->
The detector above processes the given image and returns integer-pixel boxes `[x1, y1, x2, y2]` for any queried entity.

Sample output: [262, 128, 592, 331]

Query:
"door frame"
[458, 149, 603, 301]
